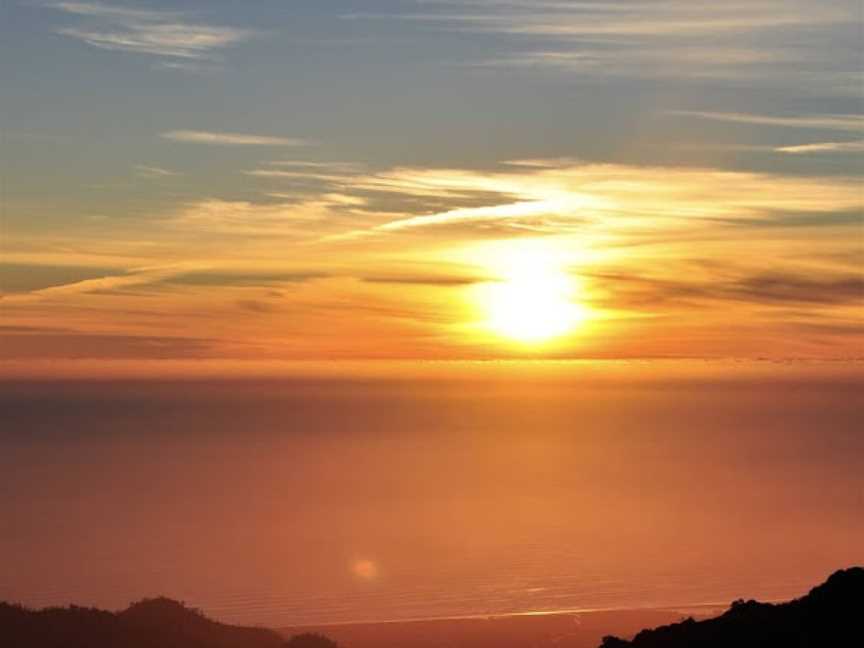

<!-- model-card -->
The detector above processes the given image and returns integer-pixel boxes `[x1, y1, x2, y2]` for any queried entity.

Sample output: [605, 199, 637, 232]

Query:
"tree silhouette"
[285, 633, 340, 648]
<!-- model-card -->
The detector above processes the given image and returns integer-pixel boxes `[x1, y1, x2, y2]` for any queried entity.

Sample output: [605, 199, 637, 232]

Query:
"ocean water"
[1, 362, 862, 626]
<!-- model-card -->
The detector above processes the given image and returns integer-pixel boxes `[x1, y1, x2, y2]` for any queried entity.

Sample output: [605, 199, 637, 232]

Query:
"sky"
[1, 0, 863, 372]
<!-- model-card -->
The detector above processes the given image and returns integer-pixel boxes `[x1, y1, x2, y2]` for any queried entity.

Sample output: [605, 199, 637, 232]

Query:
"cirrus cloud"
[49, 1, 254, 62]
[161, 130, 312, 146]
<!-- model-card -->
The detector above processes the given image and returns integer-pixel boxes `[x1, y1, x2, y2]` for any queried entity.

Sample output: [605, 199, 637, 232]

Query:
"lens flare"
[351, 559, 379, 581]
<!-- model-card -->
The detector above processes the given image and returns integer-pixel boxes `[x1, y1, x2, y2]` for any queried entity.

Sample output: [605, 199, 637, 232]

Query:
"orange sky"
[3, 161, 862, 373]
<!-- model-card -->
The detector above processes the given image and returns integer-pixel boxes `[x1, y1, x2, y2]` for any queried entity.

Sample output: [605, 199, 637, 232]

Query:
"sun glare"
[473, 241, 589, 344]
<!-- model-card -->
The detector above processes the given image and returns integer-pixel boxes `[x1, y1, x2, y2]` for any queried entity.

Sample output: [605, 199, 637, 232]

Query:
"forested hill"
[600, 567, 863, 648]
[0, 596, 286, 648]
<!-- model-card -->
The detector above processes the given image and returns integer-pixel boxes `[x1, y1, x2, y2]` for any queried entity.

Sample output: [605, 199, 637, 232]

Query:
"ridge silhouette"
[0, 596, 340, 648]
[0, 569, 860, 647]
[599, 567, 863, 647]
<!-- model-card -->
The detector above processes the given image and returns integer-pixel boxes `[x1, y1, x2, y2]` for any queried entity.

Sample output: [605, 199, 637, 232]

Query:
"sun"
[484, 273, 583, 343]
[472, 240, 589, 344]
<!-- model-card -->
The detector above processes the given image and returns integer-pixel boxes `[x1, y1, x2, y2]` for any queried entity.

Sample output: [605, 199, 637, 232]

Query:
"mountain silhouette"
[599, 567, 863, 647]
[0, 596, 338, 648]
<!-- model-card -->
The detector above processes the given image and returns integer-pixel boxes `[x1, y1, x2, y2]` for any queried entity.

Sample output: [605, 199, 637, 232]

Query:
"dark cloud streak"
[592, 271, 864, 307]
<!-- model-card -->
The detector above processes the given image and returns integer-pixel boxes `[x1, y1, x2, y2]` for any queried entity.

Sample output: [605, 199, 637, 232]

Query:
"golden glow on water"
[471, 240, 590, 344]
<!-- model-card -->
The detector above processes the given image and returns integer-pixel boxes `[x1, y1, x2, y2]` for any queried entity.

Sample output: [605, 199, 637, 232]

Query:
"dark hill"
[600, 567, 864, 648]
[1, 569, 860, 647]
[0, 596, 287, 648]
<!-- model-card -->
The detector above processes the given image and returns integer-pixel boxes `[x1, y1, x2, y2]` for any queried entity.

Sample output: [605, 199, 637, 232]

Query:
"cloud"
[374, 198, 588, 233]
[166, 270, 327, 287]
[325, 162, 862, 241]
[1, 263, 328, 303]
[710, 210, 863, 229]
[51, 1, 174, 21]
[1, 265, 192, 302]
[360, 274, 487, 287]
[474, 47, 795, 81]
[268, 160, 365, 172]
[0, 331, 219, 360]
[161, 130, 311, 146]
[348, 1, 849, 35]
[244, 160, 366, 183]
[592, 271, 864, 308]
[732, 274, 864, 304]
[670, 111, 864, 131]
[169, 198, 350, 236]
[1, 262, 120, 293]
[153, 60, 216, 74]
[244, 170, 350, 182]
[50, 1, 253, 61]
[236, 299, 277, 313]
[166, 194, 376, 241]
[155, 160, 863, 253]
[134, 164, 180, 178]
[345, 0, 857, 85]
[0, 325, 72, 334]
[776, 140, 864, 154]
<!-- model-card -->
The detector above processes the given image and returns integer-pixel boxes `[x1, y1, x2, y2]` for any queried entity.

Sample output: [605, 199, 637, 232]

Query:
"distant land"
[1, 568, 860, 647]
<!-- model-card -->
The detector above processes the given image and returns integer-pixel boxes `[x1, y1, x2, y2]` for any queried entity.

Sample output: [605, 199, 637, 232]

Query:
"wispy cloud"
[161, 130, 312, 146]
[731, 274, 864, 304]
[776, 140, 864, 154]
[166, 270, 327, 287]
[594, 270, 864, 307]
[51, 1, 174, 21]
[0, 330, 220, 360]
[374, 198, 587, 234]
[670, 111, 864, 131]
[348, 1, 849, 35]
[266, 160, 366, 174]
[169, 197, 361, 236]
[347, 1, 857, 86]
[472, 47, 792, 80]
[322, 162, 864, 241]
[242, 160, 366, 185]
[244, 170, 351, 182]
[134, 164, 179, 178]
[1, 264, 192, 303]
[360, 274, 487, 287]
[153, 60, 216, 74]
[50, 1, 253, 61]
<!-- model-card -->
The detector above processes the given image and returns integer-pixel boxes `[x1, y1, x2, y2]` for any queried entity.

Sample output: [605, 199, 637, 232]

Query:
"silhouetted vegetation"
[285, 632, 341, 648]
[0, 596, 339, 648]
[599, 567, 863, 647]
